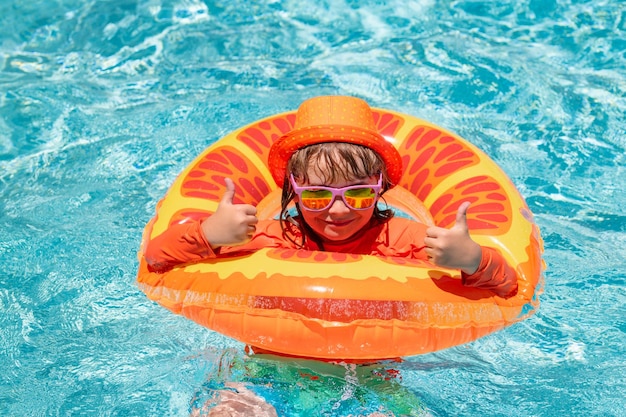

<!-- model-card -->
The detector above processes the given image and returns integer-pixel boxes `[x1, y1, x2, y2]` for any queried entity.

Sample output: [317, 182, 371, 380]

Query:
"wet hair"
[279, 142, 395, 248]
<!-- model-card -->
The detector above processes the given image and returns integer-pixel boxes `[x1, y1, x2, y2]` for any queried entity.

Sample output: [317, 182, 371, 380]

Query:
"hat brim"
[268, 124, 403, 187]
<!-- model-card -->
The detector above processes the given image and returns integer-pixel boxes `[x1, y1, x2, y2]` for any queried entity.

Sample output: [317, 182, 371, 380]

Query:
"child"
[145, 95, 517, 298]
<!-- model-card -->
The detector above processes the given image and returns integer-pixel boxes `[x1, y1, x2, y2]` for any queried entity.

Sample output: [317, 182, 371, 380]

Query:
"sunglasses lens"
[344, 187, 377, 209]
[300, 190, 333, 210]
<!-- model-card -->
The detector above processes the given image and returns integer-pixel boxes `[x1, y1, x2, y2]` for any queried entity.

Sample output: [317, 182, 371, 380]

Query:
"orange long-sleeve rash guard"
[143, 217, 518, 298]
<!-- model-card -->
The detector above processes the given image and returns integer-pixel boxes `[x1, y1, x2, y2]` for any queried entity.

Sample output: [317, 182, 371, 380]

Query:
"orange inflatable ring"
[137, 108, 544, 360]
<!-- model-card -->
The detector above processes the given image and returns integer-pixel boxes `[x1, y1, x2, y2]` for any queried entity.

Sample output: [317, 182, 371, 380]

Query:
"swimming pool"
[1, 0, 624, 415]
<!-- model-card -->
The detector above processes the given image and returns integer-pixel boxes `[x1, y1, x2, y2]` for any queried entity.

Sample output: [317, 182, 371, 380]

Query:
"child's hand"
[201, 178, 258, 249]
[424, 201, 482, 275]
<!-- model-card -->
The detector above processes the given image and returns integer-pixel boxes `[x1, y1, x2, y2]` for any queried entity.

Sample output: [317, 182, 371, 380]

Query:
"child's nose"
[327, 197, 350, 213]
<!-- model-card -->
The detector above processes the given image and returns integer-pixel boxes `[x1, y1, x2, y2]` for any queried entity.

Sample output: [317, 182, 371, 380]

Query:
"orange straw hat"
[268, 95, 403, 187]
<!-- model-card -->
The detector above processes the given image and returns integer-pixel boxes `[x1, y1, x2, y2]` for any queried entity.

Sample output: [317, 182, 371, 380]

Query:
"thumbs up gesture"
[424, 202, 482, 275]
[201, 178, 258, 249]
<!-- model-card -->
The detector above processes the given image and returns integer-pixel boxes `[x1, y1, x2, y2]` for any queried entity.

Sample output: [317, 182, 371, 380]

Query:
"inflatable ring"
[137, 108, 544, 360]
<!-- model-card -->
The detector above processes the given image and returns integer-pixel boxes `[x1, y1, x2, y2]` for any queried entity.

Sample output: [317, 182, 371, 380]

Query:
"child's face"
[294, 166, 379, 243]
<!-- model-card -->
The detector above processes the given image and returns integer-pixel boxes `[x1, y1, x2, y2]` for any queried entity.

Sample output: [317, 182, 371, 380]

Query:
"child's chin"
[320, 229, 357, 242]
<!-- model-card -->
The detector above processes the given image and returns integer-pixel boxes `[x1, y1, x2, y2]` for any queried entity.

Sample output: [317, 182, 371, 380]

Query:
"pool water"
[1, 0, 625, 416]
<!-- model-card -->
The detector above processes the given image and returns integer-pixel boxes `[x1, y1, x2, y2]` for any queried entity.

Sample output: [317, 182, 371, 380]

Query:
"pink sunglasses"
[289, 173, 382, 212]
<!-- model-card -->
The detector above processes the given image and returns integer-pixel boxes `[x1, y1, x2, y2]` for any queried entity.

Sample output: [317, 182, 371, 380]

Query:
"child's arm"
[143, 220, 214, 272]
[423, 202, 482, 274]
[424, 202, 518, 297]
[200, 178, 258, 249]
[460, 247, 518, 297]
[144, 178, 258, 272]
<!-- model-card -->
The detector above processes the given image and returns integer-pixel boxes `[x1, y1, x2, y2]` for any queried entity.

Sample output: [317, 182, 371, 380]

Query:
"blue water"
[1, 0, 625, 416]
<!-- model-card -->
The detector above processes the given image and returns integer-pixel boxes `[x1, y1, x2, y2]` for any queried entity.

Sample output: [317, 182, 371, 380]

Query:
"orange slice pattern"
[430, 175, 512, 234]
[377, 256, 434, 267]
[180, 145, 271, 205]
[266, 248, 362, 263]
[399, 126, 481, 202]
[398, 126, 512, 234]
[237, 114, 296, 164]
[372, 111, 405, 137]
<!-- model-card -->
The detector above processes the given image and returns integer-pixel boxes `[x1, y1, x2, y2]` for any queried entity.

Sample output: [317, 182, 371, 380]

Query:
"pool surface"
[1, 1, 625, 416]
